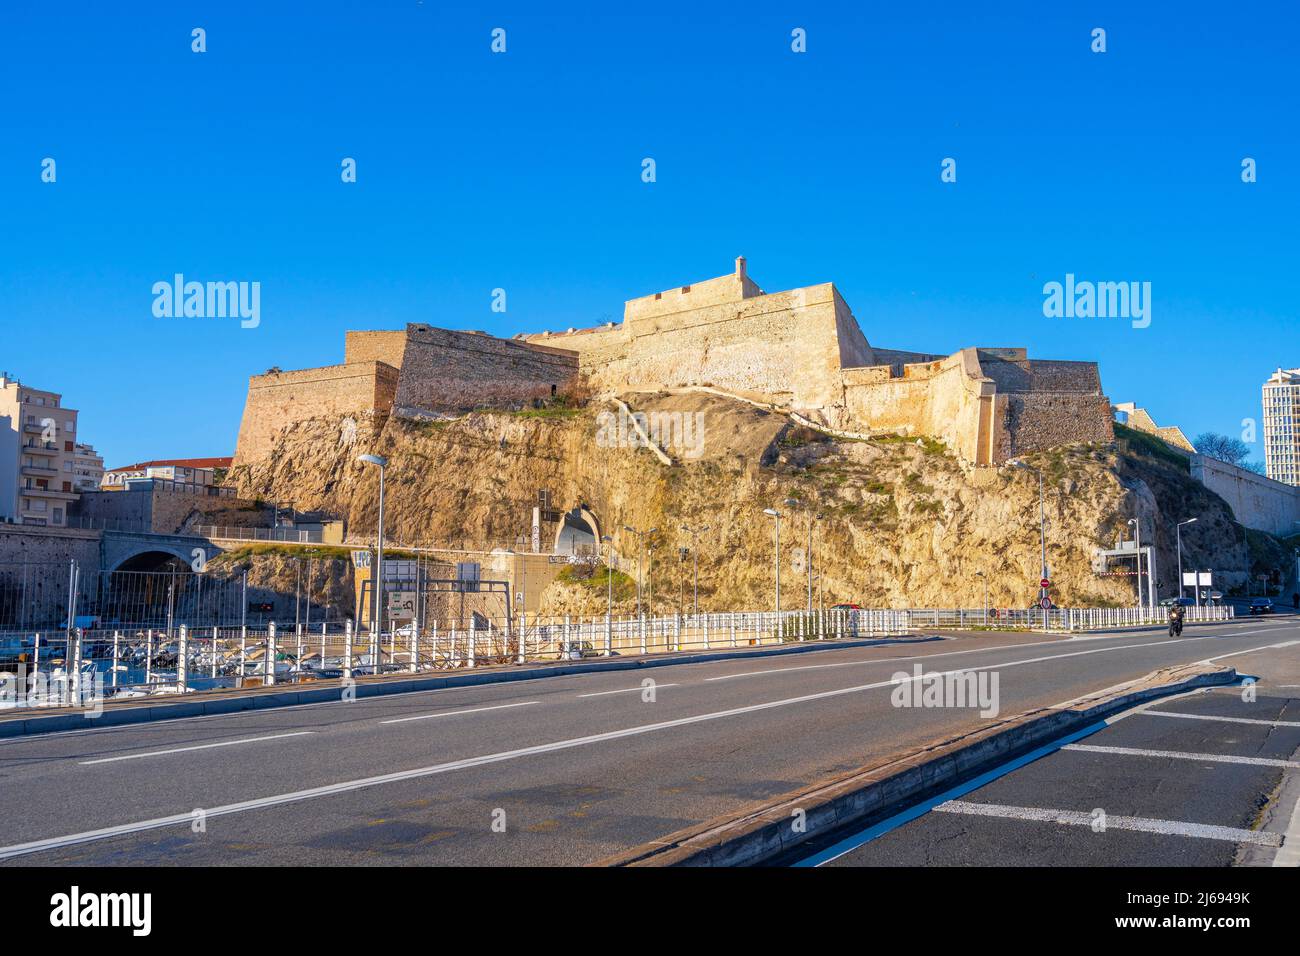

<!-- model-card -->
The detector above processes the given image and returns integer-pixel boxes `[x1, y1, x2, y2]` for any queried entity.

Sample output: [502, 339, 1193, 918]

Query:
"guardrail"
[0, 604, 1235, 713]
[905, 605, 1235, 630]
[0, 609, 908, 711]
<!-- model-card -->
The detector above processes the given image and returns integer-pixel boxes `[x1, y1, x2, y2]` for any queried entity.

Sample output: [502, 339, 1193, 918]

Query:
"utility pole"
[1176, 517, 1198, 603]
[1128, 516, 1142, 608]
[679, 524, 710, 618]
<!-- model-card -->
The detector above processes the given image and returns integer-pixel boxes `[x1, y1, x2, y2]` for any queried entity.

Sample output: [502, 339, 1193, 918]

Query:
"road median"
[596, 661, 1238, 867]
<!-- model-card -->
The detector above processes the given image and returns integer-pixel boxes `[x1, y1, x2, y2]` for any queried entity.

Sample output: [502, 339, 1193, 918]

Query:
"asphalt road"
[2, 616, 1297, 866]
[794, 640, 1300, 867]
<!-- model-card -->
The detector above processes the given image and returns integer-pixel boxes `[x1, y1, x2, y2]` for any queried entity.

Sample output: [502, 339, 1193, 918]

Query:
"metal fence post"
[112, 631, 121, 691]
[265, 622, 277, 686]
[517, 610, 525, 664]
[72, 627, 84, 706]
[409, 619, 418, 673]
[731, 613, 737, 647]
[344, 619, 353, 680]
[178, 625, 188, 693]
[702, 613, 710, 650]
[640, 614, 647, 655]
[604, 612, 612, 657]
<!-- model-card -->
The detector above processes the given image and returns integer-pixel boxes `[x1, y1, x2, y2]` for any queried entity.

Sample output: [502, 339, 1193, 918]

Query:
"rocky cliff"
[226, 392, 1275, 614]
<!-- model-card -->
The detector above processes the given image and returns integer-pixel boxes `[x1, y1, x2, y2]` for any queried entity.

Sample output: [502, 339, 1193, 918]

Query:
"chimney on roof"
[735, 256, 746, 280]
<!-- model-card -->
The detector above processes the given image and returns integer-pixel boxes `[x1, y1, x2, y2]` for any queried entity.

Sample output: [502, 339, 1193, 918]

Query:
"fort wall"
[393, 325, 580, 416]
[345, 330, 409, 368]
[233, 361, 398, 466]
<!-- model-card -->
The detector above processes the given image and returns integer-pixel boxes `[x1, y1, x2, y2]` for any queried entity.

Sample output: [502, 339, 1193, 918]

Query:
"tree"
[1194, 432, 1252, 467]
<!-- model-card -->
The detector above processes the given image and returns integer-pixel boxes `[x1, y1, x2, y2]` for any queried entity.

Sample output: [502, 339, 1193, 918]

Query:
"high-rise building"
[1262, 367, 1300, 487]
[72, 442, 105, 493]
[0, 372, 84, 527]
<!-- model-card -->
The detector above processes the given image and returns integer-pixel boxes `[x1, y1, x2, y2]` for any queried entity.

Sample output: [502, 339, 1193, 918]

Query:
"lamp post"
[763, 507, 784, 614]
[1176, 517, 1198, 602]
[647, 542, 657, 618]
[1127, 517, 1142, 608]
[357, 454, 388, 643]
[601, 534, 614, 622]
[623, 525, 657, 617]
[1011, 461, 1049, 597]
[976, 570, 988, 625]
[679, 524, 710, 619]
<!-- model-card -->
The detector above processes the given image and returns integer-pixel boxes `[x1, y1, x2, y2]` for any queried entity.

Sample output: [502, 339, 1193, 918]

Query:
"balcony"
[21, 485, 77, 501]
[22, 441, 58, 456]
[21, 463, 58, 478]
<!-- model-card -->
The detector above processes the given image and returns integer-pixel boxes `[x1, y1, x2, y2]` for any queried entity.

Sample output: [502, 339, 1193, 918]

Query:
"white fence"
[0, 604, 1233, 713]
[905, 605, 1235, 631]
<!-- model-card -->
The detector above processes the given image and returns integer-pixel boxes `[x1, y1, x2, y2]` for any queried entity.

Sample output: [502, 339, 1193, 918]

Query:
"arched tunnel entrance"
[554, 507, 601, 556]
[104, 551, 195, 627]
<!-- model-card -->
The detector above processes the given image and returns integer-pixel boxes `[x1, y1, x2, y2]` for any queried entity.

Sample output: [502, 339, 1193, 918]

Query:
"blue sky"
[2, 1, 1296, 468]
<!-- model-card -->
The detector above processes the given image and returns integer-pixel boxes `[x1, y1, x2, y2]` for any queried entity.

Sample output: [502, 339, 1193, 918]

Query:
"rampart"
[393, 325, 579, 416]
[233, 361, 398, 466]
[231, 258, 1114, 467]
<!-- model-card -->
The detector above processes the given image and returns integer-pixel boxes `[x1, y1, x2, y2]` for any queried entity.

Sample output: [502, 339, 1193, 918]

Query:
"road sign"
[1039, 597, 1051, 609]
[1040, 578, 1050, 589]
[387, 590, 416, 621]
[455, 562, 481, 593]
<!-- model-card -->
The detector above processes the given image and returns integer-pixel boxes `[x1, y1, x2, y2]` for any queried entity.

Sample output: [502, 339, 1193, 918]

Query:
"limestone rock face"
[227, 392, 1253, 614]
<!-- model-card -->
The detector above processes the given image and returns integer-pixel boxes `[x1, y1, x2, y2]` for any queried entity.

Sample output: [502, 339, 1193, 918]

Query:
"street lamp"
[1011, 460, 1049, 594]
[763, 506, 786, 614]
[975, 570, 988, 624]
[647, 542, 657, 618]
[1175, 517, 1198, 602]
[1127, 517, 1143, 608]
[623, 525, 657, 617]
[679, 524, 710, 619]
[601, 534, 614, 622]
[357, 454, 388, 642]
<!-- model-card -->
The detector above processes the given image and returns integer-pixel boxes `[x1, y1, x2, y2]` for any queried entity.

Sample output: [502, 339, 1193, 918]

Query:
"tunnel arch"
[554, 506, 601, 555]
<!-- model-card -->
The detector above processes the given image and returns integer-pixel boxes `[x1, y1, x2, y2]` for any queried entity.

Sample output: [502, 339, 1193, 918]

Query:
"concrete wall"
[0, 524, 100, 568]
[71, 488, 271, 534]
[1192, 454, 1300, 535]
[233, 361, 398, 465]
[393, 325, 580, 416]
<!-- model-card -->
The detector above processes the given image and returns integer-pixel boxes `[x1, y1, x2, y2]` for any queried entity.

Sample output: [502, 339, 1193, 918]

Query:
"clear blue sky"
[2, 1, 1295, 468]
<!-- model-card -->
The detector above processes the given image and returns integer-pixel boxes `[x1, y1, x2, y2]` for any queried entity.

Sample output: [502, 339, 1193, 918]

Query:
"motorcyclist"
[1167, 601, 1185, 637]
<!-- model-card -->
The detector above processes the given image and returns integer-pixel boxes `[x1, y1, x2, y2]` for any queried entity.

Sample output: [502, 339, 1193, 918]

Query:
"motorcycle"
[1168, 609, 1184, 637]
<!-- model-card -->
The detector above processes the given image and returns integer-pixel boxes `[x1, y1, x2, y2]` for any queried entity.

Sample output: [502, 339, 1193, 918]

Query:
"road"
[792, 639, 1300, 867]
[1, 615, 1296, 866]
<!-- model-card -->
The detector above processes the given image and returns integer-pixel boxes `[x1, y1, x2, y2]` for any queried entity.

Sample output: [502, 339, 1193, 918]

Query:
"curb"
[0, 633, 934, 740]
[595, 661, 1238, 867]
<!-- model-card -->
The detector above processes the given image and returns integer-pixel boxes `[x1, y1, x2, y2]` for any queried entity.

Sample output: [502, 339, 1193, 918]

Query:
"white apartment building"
[1263, 367, 1300, 487]
[0, 372, 83, 527]
[72, 442, 105, 493]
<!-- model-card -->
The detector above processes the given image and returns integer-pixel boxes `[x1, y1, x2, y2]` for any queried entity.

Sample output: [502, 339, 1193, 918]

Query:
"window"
[65, 420, 74, 433]
[52, 507, 63, 523]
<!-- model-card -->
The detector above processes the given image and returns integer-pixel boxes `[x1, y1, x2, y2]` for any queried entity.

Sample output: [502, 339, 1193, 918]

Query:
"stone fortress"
[232, 258, 1114, 468]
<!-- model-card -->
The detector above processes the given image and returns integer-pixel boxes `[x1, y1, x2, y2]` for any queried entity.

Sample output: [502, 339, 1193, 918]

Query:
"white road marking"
[1202, 639, 1300, 663]
[1141, 710, 1300, 728]
[707, 629, 1275, 683]
[380, 701, 538, 724]
[1063, 743, 1300, 769]
[933, 800, 1283, 847]
[79, 732, 316, 765]
[577, 684, 678, 698]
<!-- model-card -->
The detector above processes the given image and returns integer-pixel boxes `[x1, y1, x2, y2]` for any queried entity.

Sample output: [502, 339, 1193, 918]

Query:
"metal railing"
[904, 605, 1235, 630]
[0, 608, 908, 711]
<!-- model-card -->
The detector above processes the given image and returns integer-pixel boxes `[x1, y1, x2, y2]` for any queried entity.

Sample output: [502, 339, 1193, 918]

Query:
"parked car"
[1248, 597, 1274, 615]
[830, 603, 862, 611]
[1158, 597, 1194, 607]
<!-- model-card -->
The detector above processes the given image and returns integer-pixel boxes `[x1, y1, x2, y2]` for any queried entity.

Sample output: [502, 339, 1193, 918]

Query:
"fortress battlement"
[232, 258, 1113, 468]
